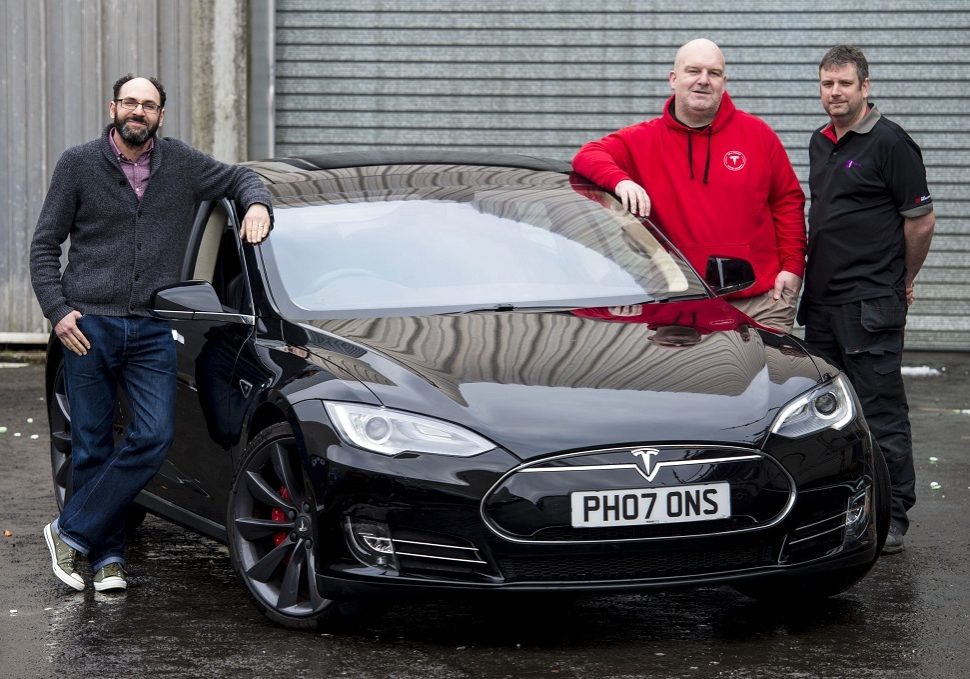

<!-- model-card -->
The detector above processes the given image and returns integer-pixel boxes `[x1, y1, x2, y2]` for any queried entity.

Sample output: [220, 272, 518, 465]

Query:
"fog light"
[344, 517, 399, 572]
[843, 487, 871, 544]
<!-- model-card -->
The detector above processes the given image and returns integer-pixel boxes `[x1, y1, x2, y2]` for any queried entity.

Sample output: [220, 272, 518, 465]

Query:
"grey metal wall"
[0, 0, 251, 343]
[273, 0, 970, 350]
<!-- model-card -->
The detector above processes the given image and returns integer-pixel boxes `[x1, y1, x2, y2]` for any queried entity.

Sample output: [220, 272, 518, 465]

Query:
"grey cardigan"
[30, 125, 272, 326]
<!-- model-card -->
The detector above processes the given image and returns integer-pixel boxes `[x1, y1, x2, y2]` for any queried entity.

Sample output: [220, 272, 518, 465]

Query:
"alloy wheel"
[228, 423, 334, 626]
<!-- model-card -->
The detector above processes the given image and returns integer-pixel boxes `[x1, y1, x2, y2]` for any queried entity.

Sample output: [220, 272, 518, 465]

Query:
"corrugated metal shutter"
[274, 1, 969, 350]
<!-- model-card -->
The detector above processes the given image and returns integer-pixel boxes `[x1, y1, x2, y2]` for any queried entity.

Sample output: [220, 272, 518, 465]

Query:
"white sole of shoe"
[44, 523, 85, 591]
[93, 576, 127, 592]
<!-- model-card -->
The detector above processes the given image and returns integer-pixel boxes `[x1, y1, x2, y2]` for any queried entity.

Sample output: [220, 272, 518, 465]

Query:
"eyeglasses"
[115, 98, 161, 114]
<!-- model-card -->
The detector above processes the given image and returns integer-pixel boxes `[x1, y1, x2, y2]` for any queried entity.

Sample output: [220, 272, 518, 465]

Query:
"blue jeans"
[56, 315, 176, 571]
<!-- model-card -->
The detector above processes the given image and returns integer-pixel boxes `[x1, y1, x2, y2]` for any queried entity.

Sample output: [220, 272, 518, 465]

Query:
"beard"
[114, 114, 159, 146]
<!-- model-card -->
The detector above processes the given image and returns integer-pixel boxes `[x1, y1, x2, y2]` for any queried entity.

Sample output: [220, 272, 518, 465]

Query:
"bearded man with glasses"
[30, 74, 274, 594]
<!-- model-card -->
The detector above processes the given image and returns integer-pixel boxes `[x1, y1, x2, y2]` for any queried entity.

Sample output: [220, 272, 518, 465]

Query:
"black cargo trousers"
[800, 294, 916, 533]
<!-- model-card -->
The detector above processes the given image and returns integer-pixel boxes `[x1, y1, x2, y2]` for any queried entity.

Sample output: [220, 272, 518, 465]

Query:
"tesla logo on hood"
[631, 448, 662, 480]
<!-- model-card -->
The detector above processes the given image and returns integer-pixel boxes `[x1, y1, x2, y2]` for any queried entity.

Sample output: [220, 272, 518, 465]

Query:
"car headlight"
[770, 374, 857, 438]
[323, 401, 496, 456]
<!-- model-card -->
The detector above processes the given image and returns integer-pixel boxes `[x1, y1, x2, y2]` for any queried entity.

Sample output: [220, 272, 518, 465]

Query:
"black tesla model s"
[46, 153, 889, 628]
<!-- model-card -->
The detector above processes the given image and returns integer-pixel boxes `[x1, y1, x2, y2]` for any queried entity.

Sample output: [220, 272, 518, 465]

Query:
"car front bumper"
[292, 406, 880, 600]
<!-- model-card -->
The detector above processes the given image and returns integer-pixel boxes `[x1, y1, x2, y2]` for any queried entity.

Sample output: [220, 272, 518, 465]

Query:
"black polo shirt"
[803, 105, 932, 305]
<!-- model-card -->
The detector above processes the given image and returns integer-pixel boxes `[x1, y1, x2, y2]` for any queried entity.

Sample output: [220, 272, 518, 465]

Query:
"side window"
[210, 225, 251, 314]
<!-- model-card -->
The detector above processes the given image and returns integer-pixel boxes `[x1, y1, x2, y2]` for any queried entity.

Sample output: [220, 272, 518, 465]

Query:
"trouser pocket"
[860, 296, 907, 333]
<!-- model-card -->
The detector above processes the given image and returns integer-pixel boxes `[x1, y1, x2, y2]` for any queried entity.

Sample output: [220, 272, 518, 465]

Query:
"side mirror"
[705, 256, 756, 296]
[150, 280, 254, 325]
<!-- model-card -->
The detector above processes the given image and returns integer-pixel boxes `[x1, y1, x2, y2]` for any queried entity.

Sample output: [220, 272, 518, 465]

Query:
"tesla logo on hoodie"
[723, 151, 746, 171]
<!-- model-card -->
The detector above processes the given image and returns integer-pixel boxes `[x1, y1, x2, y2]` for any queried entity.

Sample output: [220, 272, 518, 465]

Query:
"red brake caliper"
[271, 486, 291, 547]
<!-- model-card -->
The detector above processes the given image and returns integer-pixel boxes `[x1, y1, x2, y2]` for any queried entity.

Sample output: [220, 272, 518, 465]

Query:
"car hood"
[300, 299, 826, 460]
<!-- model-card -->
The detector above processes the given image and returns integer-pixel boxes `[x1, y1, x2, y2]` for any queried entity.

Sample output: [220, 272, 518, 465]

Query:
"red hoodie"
[573, 92, 806, 298]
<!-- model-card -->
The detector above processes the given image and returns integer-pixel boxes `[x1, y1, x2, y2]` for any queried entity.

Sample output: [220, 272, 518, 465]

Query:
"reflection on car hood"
[304, 298, 824, 459]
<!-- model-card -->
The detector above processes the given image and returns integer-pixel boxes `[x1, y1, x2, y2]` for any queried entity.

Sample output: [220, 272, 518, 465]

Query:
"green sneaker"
[93, 563, 128, 592]
[44, 523, 84, 591]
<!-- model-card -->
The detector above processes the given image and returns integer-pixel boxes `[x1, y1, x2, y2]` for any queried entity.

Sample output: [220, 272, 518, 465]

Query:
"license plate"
[570, 483, 731, 528]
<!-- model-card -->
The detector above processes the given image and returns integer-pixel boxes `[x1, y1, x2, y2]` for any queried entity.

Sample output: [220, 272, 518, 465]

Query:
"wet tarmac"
[1, 353, 969, 678]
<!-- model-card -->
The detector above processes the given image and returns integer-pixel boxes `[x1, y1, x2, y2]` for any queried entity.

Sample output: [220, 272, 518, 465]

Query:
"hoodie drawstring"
[687, 133, 695, 180]
[686, 127, 712, 184]
[703, 127, 712, 185]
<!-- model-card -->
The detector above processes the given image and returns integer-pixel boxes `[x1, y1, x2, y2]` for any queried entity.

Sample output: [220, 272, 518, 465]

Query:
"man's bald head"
[673, 39, 725, 74]
[669, 38, 727, 127]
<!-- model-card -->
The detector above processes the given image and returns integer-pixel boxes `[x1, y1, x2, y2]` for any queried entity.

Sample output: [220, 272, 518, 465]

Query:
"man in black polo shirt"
[799, 44, 935, 555]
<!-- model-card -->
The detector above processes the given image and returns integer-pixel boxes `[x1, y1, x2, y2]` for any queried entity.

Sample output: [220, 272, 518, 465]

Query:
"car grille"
[483, 445, 794, 543]
[498, 545, 777, 582]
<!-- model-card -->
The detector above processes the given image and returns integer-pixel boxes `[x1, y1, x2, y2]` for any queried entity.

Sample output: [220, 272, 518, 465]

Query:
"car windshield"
[260, 176, 706, 318]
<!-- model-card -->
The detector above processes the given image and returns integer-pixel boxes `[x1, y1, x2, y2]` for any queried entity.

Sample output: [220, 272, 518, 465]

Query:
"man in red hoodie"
[573, 39, 806, 332]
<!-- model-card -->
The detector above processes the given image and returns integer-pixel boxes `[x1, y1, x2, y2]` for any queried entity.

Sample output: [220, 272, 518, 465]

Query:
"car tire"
[734, 441, 893, 602]
[226, 422, 340, 629]
[48, 356, 147, 533]
[871, 440, 892, 553]
[49, 357, 74, 512]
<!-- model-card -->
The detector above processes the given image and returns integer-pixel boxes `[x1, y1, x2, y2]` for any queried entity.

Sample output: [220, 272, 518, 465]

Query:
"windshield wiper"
[443, 293, 710, 315]
[443, 303, 580, 315]
[651, 293, 711, 303]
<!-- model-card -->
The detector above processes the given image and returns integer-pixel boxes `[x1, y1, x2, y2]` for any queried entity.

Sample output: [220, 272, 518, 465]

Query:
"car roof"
[242, 151, 572, 186]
